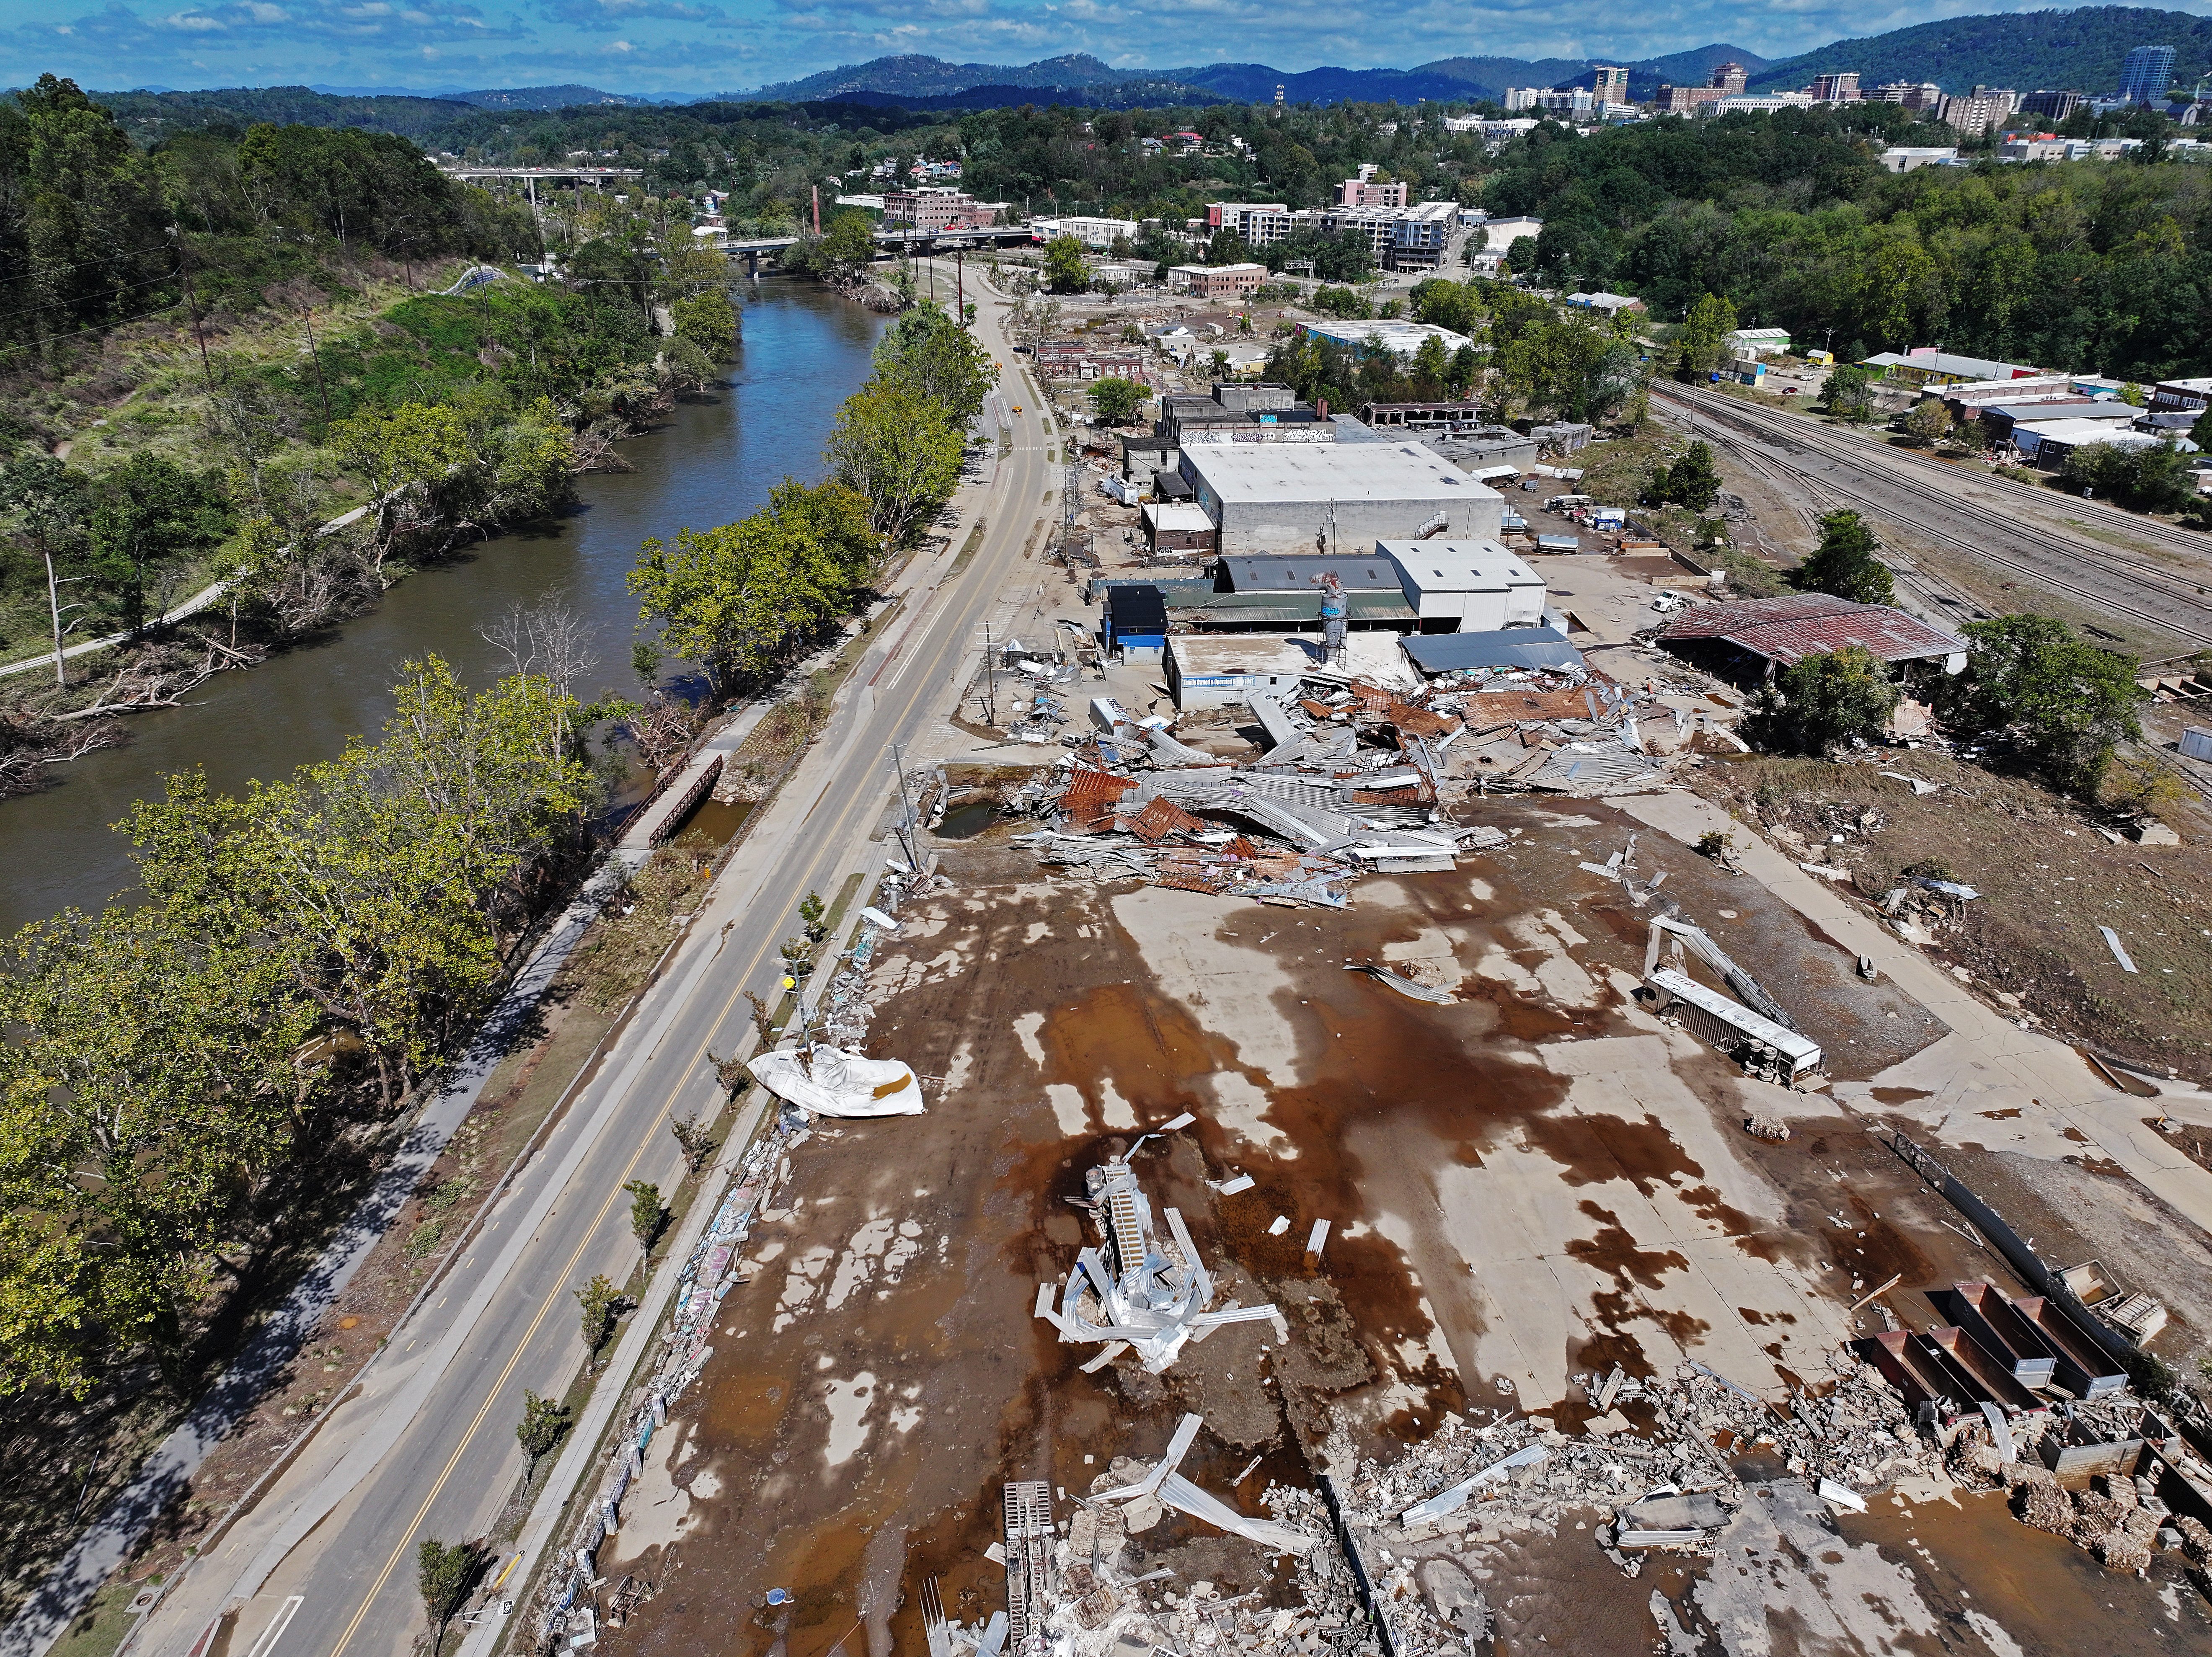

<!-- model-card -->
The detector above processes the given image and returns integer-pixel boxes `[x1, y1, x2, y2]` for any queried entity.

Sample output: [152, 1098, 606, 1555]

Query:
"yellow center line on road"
[323, 413, 1039, 1657]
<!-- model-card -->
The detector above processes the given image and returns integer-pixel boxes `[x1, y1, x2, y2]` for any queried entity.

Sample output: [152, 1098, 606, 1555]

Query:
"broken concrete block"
[2014, 1482, 2072, 1535]
[2096, 1529, 2152, 1572]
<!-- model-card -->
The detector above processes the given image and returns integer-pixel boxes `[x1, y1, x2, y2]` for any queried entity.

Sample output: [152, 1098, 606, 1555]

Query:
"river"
[0, 278, 890, 935]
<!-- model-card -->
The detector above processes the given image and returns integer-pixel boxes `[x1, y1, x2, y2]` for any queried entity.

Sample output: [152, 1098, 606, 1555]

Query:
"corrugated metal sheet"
[1126, 795, 1205, 842]
[1660, 595, 1966, 664]
[1724, 612, 1967, 665]
[1401, 627, 1586, 674]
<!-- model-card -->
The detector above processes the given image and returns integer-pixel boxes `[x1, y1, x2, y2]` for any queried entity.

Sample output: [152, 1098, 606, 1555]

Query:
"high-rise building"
[2118, 44, 2177, 105]
[1938, 85, 2018, 137]
[1811, 72, 1861, 102]
[1502, 87, 1542, 112]
[1869, 80, 1945, 111]
[2018, 88, 2083, 122]
[1592, 65, 1629, 104]
[1713, 61, 1748, 93]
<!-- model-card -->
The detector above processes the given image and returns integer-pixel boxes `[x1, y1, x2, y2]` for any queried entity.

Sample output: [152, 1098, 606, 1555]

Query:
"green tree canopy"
[1744, 643, 1901, 755]
[1672, 292, 1737, 382]
[873, 301, 995, 428]
[671, 290, 738, 361]
[1796, 509, 1894, 605]
[1043, 235, 1088, 294]
[85, 452, 233, 633]
[1935, 613, 2145, 792]
[1088, 377, 1147, 426]
[823, 381, 964, 547]
[2059, 439, 2195, 513]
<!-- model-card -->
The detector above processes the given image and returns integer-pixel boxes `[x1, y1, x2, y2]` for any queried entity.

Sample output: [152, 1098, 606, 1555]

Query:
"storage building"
[1141, 502, 1217, 556]
[1164, 635, 1326, 710]
[1178, 440, 1503, 555]
[1102, 584, 1168, 663]
[1376, 539, 1546, 632]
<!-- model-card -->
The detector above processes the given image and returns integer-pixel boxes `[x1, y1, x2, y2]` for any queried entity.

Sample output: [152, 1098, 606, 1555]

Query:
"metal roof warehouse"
[1657, 594, 1968, 678]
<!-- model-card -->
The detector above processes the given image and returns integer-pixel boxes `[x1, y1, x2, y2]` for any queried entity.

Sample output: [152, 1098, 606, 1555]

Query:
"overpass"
[721, 223, 1038, 274]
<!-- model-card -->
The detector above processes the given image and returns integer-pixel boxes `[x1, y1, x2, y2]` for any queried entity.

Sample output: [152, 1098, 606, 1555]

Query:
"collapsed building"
[1036, 1144, 1288, 1373]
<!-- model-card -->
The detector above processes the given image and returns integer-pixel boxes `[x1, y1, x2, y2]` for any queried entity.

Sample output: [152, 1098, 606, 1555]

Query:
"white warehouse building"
[1377, 540, 1546, 632]
[1178, 441, 1504, 555]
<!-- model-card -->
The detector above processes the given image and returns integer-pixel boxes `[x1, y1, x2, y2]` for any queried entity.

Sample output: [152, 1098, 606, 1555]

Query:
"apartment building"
[1388, 202, 1459, 269]
[1335, 166, 1409, 208]
[1938, 86, 2019, 136]
[1591, 66, 1629, 104]
[1810, 72, 1861, 102]
[1868, 81, 1944, 111]
[2018, 88, 2084, 122]
[881, 188, 995, 232]
[1207, 201, 1293, 244]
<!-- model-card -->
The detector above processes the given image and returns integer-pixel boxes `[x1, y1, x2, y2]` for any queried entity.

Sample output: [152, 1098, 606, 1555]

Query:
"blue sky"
[0, 0, 2201, 95]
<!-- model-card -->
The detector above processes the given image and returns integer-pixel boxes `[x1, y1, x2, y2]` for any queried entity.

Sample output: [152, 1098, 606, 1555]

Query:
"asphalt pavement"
[124, 284, 1052, 1657]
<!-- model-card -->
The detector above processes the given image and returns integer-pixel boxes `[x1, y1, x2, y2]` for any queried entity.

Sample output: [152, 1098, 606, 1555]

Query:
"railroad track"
[1677, 387, 2212, 567]
[1702, 419, 1998, 628]
[1655, 387, 2212, 652]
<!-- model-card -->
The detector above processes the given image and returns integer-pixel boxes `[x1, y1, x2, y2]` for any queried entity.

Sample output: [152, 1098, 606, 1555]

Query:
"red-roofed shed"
[1659, 595, 1967, 681]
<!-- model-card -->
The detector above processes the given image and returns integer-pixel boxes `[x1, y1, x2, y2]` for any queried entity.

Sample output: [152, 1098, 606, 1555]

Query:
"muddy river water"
[0, 278, 889, 934]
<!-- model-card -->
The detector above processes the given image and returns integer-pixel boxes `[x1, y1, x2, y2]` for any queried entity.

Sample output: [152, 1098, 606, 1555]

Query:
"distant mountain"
[304, 82, 700, 107]
[1748, 6, 2212, 94]
[88, 84, 478, 137]
[747, 44, 1775, 111]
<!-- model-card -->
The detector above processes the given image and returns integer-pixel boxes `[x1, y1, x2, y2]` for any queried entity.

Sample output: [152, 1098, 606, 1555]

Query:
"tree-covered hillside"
[1751, 5, 2212, 94]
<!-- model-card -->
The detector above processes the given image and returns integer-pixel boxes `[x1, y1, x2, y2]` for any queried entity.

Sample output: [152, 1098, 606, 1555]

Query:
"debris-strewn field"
[1693, 751, 2212, 1075]
[598, 806, 2209, 1657]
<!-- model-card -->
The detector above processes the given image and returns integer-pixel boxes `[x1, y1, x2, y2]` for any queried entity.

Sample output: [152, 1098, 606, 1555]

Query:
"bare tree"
[482, 594, 600, 753]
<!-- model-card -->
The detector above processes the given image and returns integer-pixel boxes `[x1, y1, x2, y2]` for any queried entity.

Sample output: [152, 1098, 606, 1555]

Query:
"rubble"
[1036, 1146, 1288, 1373]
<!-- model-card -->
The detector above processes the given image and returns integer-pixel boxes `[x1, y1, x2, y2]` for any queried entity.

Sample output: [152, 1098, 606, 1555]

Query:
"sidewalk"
[1618, 791, 2212, 1235]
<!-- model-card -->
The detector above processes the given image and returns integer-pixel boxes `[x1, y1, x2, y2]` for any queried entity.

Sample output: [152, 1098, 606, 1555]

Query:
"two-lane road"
[134, 289, 1054, 1657]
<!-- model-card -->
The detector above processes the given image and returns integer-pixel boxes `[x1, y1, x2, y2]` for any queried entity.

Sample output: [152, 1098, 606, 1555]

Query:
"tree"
[824, 382, 964, 547]
[819, 209, 877, 275]
[2060, 440, 2195, 514]
[1901, 398, 1952, 447]
[629, 502, 855, 694]
[1822, 366, 1878, 423]
[671, 289, 738, 360]
[1672, 292, 1737, 381]
[625, 1179, 665, 1249]
[1796, 510, 1894, 605]
[416, 1537, 481, 1655]
[1936, 614, 2145, 792]
[1662, 441, 1720, 511]
[2190, 407, 2212, 454]
[798, 890, 829, 942]
[1088, 377, 1146, 426]
[873, 302, 995, 426]
[1743, 644, 1900, 755]
[515, 1390, 572, 1485]
[85, 452, 233, 633]
[1043, 235, 1088, 294]
[576, 1272, 620, 1354]
[0, 454, 92, 685]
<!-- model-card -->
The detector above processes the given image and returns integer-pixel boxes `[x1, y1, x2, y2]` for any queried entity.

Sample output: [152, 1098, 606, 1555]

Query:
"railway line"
[1654, 385, 2212, 653]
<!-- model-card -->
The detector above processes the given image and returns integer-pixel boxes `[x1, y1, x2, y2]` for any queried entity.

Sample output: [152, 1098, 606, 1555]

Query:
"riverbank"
[0, 279, 893, 933]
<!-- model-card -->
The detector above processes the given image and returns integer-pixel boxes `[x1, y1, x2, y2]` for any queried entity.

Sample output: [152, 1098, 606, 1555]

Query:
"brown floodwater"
[0, 279, 889, 933]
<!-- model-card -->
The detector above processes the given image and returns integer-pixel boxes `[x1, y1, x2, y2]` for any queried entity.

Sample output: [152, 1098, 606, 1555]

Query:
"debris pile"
[1038, 1151, 1287, 1372]
[1012, 687, 1516, 905]
[1329, 1354, 1946, 1553]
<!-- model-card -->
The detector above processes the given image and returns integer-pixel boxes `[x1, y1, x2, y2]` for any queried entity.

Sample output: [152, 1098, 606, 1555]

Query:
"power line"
[0, 245, 172, 289]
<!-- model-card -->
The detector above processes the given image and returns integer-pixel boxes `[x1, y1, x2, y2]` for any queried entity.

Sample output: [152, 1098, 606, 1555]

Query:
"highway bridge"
[720, 223, 1040, 274]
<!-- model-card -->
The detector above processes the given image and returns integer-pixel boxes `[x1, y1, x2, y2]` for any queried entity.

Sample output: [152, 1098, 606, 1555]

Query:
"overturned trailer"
[1640, 914, 1824, 1084]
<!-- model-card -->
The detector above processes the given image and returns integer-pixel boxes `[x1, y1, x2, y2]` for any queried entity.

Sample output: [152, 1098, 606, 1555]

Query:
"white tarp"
[748, 1045, 925, 1118]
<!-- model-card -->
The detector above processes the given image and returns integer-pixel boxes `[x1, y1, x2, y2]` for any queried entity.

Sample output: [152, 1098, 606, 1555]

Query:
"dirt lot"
[599, 797, 2210, 1657]
[1691, 749, 2212, 1076]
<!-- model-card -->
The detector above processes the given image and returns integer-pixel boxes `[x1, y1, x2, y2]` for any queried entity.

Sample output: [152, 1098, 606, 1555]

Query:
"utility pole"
[889, 741, 923, 870]
[168, 227, 214, 393]
[982, 623, 998, 726]
[304, 307, 333, 425]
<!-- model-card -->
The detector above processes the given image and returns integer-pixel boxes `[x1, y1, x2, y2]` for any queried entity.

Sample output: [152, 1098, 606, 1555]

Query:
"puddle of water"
[933, 800, 999, 839]
[666, 795, 753, 846]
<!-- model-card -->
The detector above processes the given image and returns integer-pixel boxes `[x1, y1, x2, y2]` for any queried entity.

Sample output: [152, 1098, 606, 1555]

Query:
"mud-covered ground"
[603, 800, 2209, 1657]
